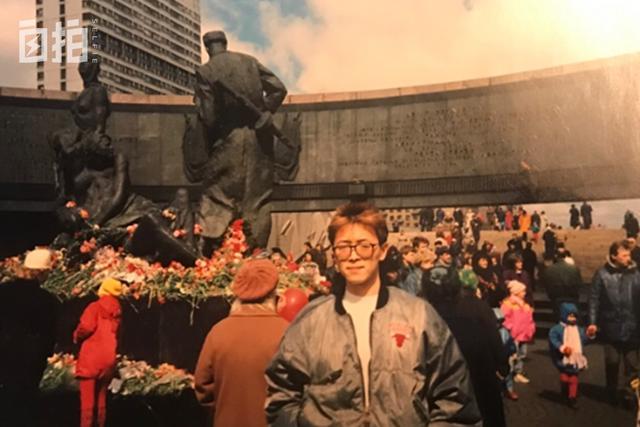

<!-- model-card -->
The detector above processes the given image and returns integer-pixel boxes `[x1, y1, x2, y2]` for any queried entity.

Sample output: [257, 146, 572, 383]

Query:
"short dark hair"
[270, 247, 286, 257]
[610, 240, 632, 257]
[412, 236, 430, 249]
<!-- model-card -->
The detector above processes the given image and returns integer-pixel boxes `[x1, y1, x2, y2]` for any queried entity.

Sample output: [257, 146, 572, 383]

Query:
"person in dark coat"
[419, 207, 434, 231]
[472, 241, 494, 267]
[421, 245, 457, 306]
[0, 249, 57, 427]
[74, 277, 123, 427]
[470, 215, 482, 246]
[502, 238, 521, 269]
[542, 225, 558, 259]
[453, 208, 464, 227]
[569, 204, 581, 229]
[531, 211, 541, 231]
[431, 269, 509, 427]
[588, 240, 640, 404]
[503, 254, 534, 305]
[522, 242, 538, 291]
[541, 252, 583, 319]
[473, 253, 505, 307]
[495, 206, 506, 230]
[580, 202, 593, 230]
[624, 211, 640, 239]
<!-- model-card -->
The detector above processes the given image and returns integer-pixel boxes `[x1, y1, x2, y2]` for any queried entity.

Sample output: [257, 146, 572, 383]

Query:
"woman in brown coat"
[194, 259, 288, 427]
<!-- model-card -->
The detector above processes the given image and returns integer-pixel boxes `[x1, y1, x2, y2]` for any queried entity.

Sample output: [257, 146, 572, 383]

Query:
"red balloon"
[277, 288, 309, 322]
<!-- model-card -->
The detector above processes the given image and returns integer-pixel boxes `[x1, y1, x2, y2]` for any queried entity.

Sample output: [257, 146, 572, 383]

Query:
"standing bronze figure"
[184, 30, 290, 250]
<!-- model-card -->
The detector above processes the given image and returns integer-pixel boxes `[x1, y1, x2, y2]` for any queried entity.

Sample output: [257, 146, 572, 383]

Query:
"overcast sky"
[2, 0, 640, 226]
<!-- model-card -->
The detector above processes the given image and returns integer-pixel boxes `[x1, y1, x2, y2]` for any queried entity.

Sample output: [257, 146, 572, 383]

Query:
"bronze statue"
[184, 30, 296, 251]
[49, 56, 198, 266]
[49, 58, 155, 228]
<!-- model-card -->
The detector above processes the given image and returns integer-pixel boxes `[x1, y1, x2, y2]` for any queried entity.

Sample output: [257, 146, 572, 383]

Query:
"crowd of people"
[4, 201, 640, 427]
[415, 205, 551, 236]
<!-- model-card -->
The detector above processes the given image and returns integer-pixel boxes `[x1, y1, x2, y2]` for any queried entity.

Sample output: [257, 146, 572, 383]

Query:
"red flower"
[157, 295, 166, 305]
[65, 201, 77, 208]
[126, 223, 138, 235]
[79, 209, 90, 220]
[169, 261, 185, 271]
[79, 239, 96, 254]
[193, 223, 203, 235]
[173, 229, 186, 239]
[231, 219, 244, 231]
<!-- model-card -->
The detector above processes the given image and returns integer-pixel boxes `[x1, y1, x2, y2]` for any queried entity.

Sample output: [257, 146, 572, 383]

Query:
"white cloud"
[0, 1, 36, 88]
[256, 0, 640, 93]
[199, 14, 265, 65]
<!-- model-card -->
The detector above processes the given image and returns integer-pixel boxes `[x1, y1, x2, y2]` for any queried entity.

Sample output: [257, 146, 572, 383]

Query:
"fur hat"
[507, 280, 526, 296]
[231, 259, 279, 301]
[98, 277, 123, 297]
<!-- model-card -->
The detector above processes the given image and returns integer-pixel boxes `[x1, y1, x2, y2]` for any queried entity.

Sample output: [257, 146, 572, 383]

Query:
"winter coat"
[421, 259, 457, 306]
[399, 265, 422, 296]
[265, 285, 482, 427]
[589, 259, 640, 344]
[0, 278, 57, 390]
[473, 265, 505, 308]
[548, 302, 591, 374]
[195, 304, 288, 427]
[570, 208, 580, 228]
[74, 295, 121, 379]
[501, 296, 536, 343]
[542, 229, 557, 257]
[541, 259, 583, 303]
[519, 214, 531, 232]
[433, 294, 509, 427]
[625, 216, 640, 237]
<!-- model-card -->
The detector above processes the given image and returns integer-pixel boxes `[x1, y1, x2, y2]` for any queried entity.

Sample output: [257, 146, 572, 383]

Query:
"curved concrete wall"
[2, 52, 640, 211]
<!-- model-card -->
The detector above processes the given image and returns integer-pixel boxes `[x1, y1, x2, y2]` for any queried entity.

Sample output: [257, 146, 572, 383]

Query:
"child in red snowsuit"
[73, 278, 122, 427]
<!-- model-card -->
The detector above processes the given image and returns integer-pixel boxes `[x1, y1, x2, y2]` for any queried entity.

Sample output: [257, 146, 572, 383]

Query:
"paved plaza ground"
[503, 339, 636, 427]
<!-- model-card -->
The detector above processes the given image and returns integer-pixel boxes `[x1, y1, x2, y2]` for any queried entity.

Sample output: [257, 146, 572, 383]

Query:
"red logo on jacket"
[393, 333, 407, 348]
[390, 322, 412, 348]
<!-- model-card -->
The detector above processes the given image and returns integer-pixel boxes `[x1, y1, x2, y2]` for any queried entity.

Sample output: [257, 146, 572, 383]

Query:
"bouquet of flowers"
[108, 357, 194, 397]
[1, 219, 329, 307]
[39, 353, 194, 397]
[39, 353, 78, 393]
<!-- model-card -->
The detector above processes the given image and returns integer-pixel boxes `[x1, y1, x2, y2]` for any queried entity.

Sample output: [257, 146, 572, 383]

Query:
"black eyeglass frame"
[332, 242, 379, 261]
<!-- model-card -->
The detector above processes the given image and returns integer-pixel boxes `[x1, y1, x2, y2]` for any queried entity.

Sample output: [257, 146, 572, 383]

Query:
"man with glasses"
[266, 202, 481, 426]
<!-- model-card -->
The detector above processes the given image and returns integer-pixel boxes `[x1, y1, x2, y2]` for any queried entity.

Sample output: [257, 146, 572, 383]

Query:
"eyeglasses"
[333, 242, 378, 261]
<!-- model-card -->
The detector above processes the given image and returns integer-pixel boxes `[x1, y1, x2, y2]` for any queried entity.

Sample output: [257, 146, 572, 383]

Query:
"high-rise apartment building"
[36, 0, 201, 94]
